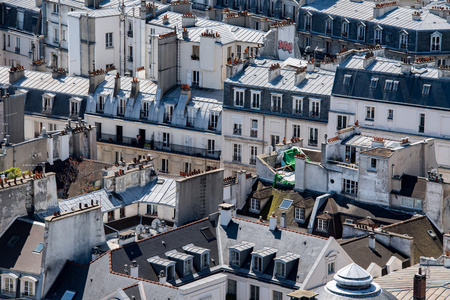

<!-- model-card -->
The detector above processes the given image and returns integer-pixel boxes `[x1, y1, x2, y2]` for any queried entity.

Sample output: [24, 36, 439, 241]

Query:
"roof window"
[229, 242, 255, 268]
[33, 243, 44, 253]
[422, 84, 431, 95]
[279, 199, 293, 210]
[343, 74, 352, 85]
[392, 80, 399, 91]
[251, 247, 277, 273]
[384, 80, 393, 91]
[370, 77, 379, 89]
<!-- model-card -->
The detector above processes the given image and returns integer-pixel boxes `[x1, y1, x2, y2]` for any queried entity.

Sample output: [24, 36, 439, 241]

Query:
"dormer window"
[19, 276, 37, 297]
[118, 98, 126, 116]
[310, 98, 320, 118]
[97, 95, 106, 113]
[253, 256, 263, 272]
[251, 247, 277, 274]
[184, 259, 193, 275]
[293, 96, 303, 115]
[230, 250, 240, 266]
[271, 93, 282, 113]
[182, 244, 211, 270]
[275, 261, 286, 277]
[357, 23, 366, 41]
[422, 84, 431, 95]
[209, 111, 219, 130]
[374, 26, 383, 44]
[250, 198, 260, 212]
[325, 16, 333, 35]
[370, 78, 379, 89]
[147, 256, 176, 281]
[141, 101, 150, 118]
[42, 93, 55, 114]
[251, 90, 261, 110]
[384, 80, 393, 91]
[431, 32, 442, 51]
[399, 31, 408, 49]
[70, 97, 82, 117]
[165, 104, 174, 123]
[341, 19, 349, 38]
[187, 107, 197, 127]
[343, 74, 352, 85]
[295, 207, 305, 221]
[304, 12, 312, 31]
[201, 253, 209, 269]
[234, 88, 245, 107]
[1, 273, 18, 295]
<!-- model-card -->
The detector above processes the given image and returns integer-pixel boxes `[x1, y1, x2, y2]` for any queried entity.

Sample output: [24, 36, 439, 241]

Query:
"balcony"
[191, 54, 199, 61]
[357, 35, 365, 41]
[250, 157, 256, 165]
[127, 30, 133, 38]
[308, 139, 318, 147]
[98, 133, 221, 160]
[293, 109, 302, 115]
[326, 28, 332, 35]
[233, 127, 242, 135]
[141, 110, 149, 119]
[15, 47, 20, 54]
[250, 129, 258, 138]
[400, 43, 407, 49]
[233, 155, 241, 163]
[305, 25, 311, 31]
[310, 111, 320, 118]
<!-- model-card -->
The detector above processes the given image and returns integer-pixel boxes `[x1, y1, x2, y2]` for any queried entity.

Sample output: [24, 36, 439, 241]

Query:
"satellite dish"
[152, 219, 162, 230]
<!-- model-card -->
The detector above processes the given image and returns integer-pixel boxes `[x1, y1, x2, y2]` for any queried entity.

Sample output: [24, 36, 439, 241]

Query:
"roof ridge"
[110, 217, 210, 253]
[231, 216, 328, 240]
[381, 215, 426, 230]
[122, 282, 139, 291]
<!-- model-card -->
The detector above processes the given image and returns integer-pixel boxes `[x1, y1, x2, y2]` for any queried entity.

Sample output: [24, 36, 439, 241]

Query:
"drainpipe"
[262, 115, 266, 152]
[58, 0, 61, 68]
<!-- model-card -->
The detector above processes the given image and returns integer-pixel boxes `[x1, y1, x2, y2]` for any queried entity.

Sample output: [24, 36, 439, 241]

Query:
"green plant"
[3, 167, 25, 179]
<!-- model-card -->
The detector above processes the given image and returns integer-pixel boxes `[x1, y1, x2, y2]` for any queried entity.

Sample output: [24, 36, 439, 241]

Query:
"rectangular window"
[328, 262, 336, 274]
[97, 96, 105, 112]
[271, 94, 282, 112]
[120, 207, 126, 218]
[3, 277, 14, 293]
[309, 128, 318, 146]
[233, 123, 242, 135]
[250, 119, 258, 138]
[161, 158, 169, 173]
[388, 109, 394, 120]
[207, 139, 215, 154]
[62, 30, 66, 41]
[305, 14, 311, 30]
[107, 211, 115, 221]
[118, 98, 126, 115]
[317, 219, 327, 231]
[337, 115, 347, 130]
[53, 28, 59, 43]
[401, 197, 423, 209]
[201, 253, 209, 269]
[147, 204, 158, 215]
[293, 97, 302, 115]
[343, 74, 352, 85]
[106, 32, 113, 48]
[234, 89, 244, 107]
[209, 112, 218, 130]
[15, 37, 20, 53]
[325, 18, 332, 35]
[341, 21, 349, 37]
[141, 101, 149, 118]
[251, 91, 261, 109]
[370, 158, 377, 171]
[17, 11, 24, 30]
[43, 97, 52, 113]
[271, 135, 280, 147]
[233, 144, 241, 162]
[250, 285, 260, 300]
[184, 162, 191, 173]
[230, 250, 240, 266]
[70, 101, 79, 116]
[310, 99, 320, 118]
[370, 78, 379, 89]
[165, 105, 174, 123]
[228, 279, 237, 295]
[237, 45, 242, 58]
[23, 280, 33, 296]
[273, 291, 283, 300]
[275, 262, 286, 278]
[419, 113, 425, 133]
[250, 146, 257, 165]
[250, 198, 260, 211]
[184, 259, 193, 275]
[253, 256, 263, 272]
[392, 81, 399, 91]
[191, 45, 199, 60]
[343, 179, 358, 195]
[295, 207, 305, 221]
[293, 125, 300, 138]
[53, 3, 59, 14]
[374, 28, 382, 44]
[366, 106, 375, 120]
[163, 132, 170, 147]
[192, 70, 200, 86]
[422, 84, 431, 95]
[384, 80, 393, 91]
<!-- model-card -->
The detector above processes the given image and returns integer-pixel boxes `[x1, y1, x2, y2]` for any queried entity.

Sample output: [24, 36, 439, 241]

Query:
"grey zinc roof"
[302, 0, 450, 31]
[344, 135, 400, 149]
[226, 58, 335, 96]
[149, 11, 265, 45]
[182, 244, 210, 254]
[0, 67, 90, 96]
[165, 250, 193, 261]
[219, 217, 329, 285]
[252, 247, 278, 257]
[36, 177, 176, 221]
[341, 55, 439, 79]
[3, 0, 41, 11]
[275, 252, 301, 263]
[147, 256, 176, 266]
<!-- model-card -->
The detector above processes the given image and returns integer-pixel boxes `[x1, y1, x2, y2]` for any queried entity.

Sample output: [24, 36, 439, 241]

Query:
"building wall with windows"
[222, 58, 332, 176]
[297, 0, 450, 62]
[330, 54, 450, 168]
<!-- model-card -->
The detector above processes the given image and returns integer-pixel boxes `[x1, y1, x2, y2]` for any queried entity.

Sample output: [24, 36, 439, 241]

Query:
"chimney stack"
[268, 63, 281, 82]
[9, 66, 25, 83]
[269, 212, 277, 231]
[131, 77, 140, 98]
[181, 12, 196, 28]
[89, 68, 106, 94]
[369, 233, 376, 251]
[413, 268, 426, 300]
[130, 260, 139, 277]
[182, 27, 189, 40]
[294, 66, 307, 85]
[114, 73, 121, 97]
[280, 212, 287, 228]
[219, 203, 235, 227]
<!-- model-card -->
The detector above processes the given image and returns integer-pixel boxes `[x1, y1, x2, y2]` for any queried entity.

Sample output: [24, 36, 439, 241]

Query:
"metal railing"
[98, 133, 221, 160]
[15, 47, 20, 54]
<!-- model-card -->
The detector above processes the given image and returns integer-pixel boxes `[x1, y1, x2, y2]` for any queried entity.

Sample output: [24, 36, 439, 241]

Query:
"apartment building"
[222, 57, 333, 175]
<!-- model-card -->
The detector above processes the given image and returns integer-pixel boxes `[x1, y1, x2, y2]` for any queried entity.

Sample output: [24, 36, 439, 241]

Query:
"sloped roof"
[395, 174, 427, 200]
[381, 216, 443, 264]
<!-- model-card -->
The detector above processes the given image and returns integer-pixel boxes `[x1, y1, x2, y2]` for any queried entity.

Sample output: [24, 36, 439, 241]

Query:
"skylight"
[33, 242, 44, 253]
[61, 290, 76, 300]
[279, 199, 293, 210]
